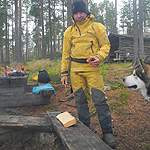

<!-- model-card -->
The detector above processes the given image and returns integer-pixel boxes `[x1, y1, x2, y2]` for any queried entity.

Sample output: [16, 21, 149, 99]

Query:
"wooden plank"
[0, 92, 51, 108]
[0, 81, 54, 108]
[0, 86, 25, 94]
[40, 88, 54, 97]
[0, 75, 28, 94]
[0, 115, 54, 132]
[47, 111, 112, 150]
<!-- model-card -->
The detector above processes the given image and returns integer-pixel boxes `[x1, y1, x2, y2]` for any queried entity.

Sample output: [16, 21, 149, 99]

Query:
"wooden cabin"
[107, 33, 150, 62]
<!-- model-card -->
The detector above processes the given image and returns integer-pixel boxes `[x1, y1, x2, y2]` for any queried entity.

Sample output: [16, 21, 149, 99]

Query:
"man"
[61, 0, 117, 148]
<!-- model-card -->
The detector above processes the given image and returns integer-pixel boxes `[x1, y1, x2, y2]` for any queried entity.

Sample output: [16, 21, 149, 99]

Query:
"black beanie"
[72, 0, 87, 15]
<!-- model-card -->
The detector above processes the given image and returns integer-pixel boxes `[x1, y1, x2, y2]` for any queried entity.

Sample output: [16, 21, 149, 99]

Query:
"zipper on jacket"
[76, 24, 81, 36]
[90, 41, 94, 53]
[72, 16, 81, 36]
[74, 21, 81, 36]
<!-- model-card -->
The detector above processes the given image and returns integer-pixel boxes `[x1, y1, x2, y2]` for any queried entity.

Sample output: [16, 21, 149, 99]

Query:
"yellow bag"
[33, 72, 39, 81]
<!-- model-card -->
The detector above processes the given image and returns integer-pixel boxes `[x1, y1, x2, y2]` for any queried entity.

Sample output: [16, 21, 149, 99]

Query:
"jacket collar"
[72, 13, 95, 26]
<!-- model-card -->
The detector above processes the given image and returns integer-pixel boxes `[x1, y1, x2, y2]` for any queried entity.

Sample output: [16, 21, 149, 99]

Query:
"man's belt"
[70, 57, 88, 63]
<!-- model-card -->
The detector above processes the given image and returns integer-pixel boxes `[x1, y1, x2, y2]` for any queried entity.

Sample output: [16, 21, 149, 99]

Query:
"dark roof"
[109, 33, 150, 40]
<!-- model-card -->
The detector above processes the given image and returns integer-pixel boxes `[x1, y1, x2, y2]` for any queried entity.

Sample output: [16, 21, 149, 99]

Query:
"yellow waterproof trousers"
[70, 70, 112, 133]
[70, 70, 105, 95]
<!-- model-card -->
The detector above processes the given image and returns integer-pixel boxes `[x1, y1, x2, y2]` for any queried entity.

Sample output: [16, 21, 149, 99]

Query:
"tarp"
[32, 84, 56, 95]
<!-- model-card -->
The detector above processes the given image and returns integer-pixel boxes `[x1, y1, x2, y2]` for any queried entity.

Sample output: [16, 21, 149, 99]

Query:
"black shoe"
[103, 133, 117, 148]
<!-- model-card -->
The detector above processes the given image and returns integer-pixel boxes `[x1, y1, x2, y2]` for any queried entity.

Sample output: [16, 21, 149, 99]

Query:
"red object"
[4, 66, 7, 76]
[19, 66, 25, 72]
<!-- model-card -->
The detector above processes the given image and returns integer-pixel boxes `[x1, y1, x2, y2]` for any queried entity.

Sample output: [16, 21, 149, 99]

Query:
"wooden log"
[0, 115, 54, 133]
[0, 92, 51, 108]
[47, 111, 113, 150]
[40, 88, 54, 97]
[0, 75, 28, 94]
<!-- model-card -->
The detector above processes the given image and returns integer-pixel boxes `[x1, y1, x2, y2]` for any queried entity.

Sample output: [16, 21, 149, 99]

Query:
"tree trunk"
[18, 0, 22, 62]
[25, 6, 29, 62]
[114, 0, 117, 33]
[67, 0, 72, 27]
[128, 0, 132, 35]
[53, 0, 56, 59]
[62, 0, 65, 32]
[0, 39, 3, 63]
[58, 34, 60, 51]
[37, 29, 41, 57]
[48, 1, 53, 60]
[15, 0, 19, 62]
[57, 20, 60, 50]
[4, 0, 9, 63]
[40, 0, 46, 59]
[7, 23, 10, 62]
[139, 0, 144, 59]
[133, 0, 139, 66]
[12, 4, 15, 62]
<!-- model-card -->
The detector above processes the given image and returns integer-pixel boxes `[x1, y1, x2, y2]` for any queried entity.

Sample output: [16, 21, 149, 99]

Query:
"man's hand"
[61, 76, 68, 86]
[88, 56, 100, 68]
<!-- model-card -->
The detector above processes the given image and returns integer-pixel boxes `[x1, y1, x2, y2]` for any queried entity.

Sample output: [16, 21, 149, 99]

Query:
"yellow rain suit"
[61, 13, 112, 133]
[61, 13, 110, 93]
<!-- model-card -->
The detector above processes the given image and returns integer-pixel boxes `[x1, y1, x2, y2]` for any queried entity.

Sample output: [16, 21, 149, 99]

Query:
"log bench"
[0, 74, 29, 94]
[47, 111, 113, 150]
[0, 112, 113, 150]
[0, 75, 54, 108]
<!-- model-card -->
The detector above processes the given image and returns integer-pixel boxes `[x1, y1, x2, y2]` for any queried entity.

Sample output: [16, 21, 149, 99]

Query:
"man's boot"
[103, 133, 117, 148]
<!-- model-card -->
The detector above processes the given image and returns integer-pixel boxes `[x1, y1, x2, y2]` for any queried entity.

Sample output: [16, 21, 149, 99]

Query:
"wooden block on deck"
[47, 111, 113, 150]
[56, 111, 77, 128]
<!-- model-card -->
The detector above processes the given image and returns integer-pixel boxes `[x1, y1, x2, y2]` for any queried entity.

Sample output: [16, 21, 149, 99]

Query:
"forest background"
[0, 0, 150, 64]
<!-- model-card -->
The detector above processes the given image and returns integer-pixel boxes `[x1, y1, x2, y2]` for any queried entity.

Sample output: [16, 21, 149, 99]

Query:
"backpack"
[33, 70, 50, 83]
[38, 70, 50, 83]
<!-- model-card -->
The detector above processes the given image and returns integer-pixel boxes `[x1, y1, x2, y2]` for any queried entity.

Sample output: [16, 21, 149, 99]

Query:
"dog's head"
[123, 56, 150, 100]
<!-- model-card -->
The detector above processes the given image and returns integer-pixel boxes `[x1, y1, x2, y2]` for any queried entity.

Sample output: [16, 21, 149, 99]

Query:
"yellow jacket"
[61, 13, 110, 76]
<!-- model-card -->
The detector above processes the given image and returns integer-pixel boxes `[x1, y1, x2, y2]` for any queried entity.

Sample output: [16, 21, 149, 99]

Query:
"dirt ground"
[6, 64, 150, 150]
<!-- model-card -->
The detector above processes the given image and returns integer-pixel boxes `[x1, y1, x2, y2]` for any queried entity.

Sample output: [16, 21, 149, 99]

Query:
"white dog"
[123, 56, 150, 101]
